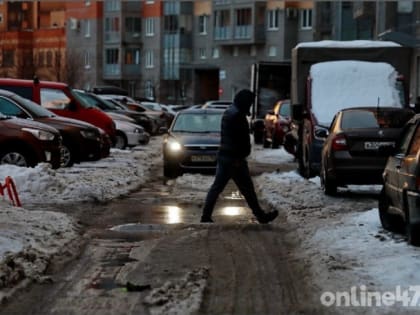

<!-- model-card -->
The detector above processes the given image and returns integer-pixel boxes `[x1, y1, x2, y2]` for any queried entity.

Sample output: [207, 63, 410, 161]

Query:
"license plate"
[364, 141, 395, 150]
[191, 155, 216, 162]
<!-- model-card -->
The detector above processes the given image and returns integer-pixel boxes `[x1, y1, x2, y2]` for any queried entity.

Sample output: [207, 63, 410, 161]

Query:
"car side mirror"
[314, 128, 328, 139]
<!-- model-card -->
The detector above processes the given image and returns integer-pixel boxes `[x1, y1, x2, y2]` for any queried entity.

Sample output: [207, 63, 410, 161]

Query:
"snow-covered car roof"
[296, 40, 401, 49]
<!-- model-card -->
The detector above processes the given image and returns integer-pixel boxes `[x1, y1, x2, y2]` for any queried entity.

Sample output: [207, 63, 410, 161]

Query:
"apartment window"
[46, 51, 53, 67]
[85, 0, 91, 6]
[145, 80, 154, 99]
[105, 17, 120, 32]
[2, 49, 13, 66]
[164, 15, 178, 33]
[232, 46, 239, 57]
[268, 46, 277, 57]
[126, 17, 141, 33]
[250, 45, 257, 56]
[125, 48, 140, 65]
[84, 51, 90, 69]
[145, 50, 154, 68]
[198, 15, 208, 35]
[146, 1, 155, 4]
[105, 0, 120, 11]
[212, 47, 220, 59]
[199, 48, 206, 59]
[301, 9, 312, 29]
[145, 18, 155, 36]
[85, 20, 91, 37]
[267, 9, 279, 30]
[38, 51, 44, 66]
[106, 48, 119, 65]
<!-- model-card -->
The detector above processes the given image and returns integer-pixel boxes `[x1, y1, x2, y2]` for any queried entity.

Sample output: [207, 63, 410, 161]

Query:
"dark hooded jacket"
[218, 89, 254, 159]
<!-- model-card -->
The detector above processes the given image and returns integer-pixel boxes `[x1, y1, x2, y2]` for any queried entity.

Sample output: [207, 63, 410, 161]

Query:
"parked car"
[320, 107, 414, 195]
[202, 100, 232, 110]
[97, 95, 164, 135]
[162, 108, 224, 178]
[263, 99, 291, 149]
[106, 112, 150, 149]
[379, 113, 420, 246]
[0, 78, 117, 144]
[73, 90, 153, 141]
[0, 89, 105, 167]
[0, 114, 61, 168]
[140, 101, 175, 127]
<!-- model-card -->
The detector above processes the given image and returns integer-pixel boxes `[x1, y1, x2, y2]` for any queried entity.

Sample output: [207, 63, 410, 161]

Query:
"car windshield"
[14, 94, 55, 118]
[74, 91, 114, 111]
[70, 90, 94, 109]
[341, 109, 413, 129]
[172, 112, 222, 133]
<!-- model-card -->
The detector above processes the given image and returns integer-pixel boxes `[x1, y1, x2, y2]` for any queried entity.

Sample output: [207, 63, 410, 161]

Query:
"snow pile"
[0, 202, 79, 301]
[296, 40, 401, 48]
[144, 267, 209, 315]
[0, 137, 162, 204]
[310, 61, 402, 125]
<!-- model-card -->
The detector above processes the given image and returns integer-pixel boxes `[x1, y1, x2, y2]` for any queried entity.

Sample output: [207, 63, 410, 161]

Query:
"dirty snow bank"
[0, 202, 79, 301]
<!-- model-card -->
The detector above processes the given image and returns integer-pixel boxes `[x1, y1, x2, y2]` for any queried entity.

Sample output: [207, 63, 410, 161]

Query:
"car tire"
[378, 188, 404, 233]
[0, 148, 33, 167]
[163, 161, 181, 178]
[61, 143, 74, 167]
[320, 162, 337, 196]
[271, 134, 280, 149]
[263, 131, 270, 148]
[115, 131, 127, 150]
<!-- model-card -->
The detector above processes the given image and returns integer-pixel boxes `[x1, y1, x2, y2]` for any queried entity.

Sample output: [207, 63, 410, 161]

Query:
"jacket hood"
[233, 89, 254, 115]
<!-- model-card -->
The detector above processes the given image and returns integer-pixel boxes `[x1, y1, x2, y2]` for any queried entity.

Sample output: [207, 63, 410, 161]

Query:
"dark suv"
[380, 114, 420, 246]
[0, 89, 104, 167]
[0, 114, 61, 168]
[320, 107, 414, 195]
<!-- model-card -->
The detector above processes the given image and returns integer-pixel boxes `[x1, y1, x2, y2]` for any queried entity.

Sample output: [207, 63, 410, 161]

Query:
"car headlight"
[22, 127, 55, 141]
[167, 138, 182, 152]
[80, 130, 100, 140]
[134, 128, 143, 134]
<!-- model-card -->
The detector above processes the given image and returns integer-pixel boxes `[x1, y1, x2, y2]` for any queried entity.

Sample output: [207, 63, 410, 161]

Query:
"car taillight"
[331, 135, 348, 151]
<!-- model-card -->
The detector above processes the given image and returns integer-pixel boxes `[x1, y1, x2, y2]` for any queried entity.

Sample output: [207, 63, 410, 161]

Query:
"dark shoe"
[200, 216, 214, 223]
[256, 210, 278, 224]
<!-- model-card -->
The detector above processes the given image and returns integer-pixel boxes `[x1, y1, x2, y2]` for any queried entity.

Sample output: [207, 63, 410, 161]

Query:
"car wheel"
[0, 148, 32, 167]
[163, 161, 181, 178]
[263, 131, 270, 148]
[378, 188, 404, 233]
[271, 134, 280, 149]
[320, 161, 337, 196]
[115, 131, 127, 150]
[61, 144, 74, 167]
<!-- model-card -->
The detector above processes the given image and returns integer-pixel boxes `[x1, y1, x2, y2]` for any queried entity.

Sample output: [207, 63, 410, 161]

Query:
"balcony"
[123, 32, 142, 43]
[104, 31, 121, 43]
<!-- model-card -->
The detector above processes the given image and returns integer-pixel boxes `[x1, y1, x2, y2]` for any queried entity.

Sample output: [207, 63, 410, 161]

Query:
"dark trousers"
[202, 156, 264, 219]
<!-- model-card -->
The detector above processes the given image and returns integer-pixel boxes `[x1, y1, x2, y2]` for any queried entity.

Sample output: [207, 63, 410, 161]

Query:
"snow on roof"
[310, 60, 402, 125]
[296, 40, 401, 49]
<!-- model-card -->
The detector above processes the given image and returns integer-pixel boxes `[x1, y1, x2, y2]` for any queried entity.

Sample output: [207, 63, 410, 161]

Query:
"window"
[198, 15, 208, 35]
[268, 46, 277, 57]
[0, 97, 26, 117]
[85, 20, 91, 37]
[301, 9, 312, 29]
[84, 51, 90, 69]
[105, 0, 120, 11]
[126, 17, 141, 33]
[199, 48, 206, 59]
[38, 51, 44, 66]
[40, 88, 71, 110]
[250, 45, 257, 56]
[145, 50, 154, 68]
[125, 48, 140, 65]
[212, 47, 220, 59]
[145, 18, 155, 36]
[145, 80, 154, 99]
[106, 48, 119, 65]
[105, 17, 120, 32]
[2, 50, 14, 66]
[267, 9, 279, 30]
[85, 0, 91, 6]
[46, 51, 53, 67]
[164, 15, 178, 33]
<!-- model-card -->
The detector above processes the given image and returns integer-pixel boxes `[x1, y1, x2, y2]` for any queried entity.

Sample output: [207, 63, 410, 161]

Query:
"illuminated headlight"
[80, 130, 99, 140]
[167, 139, 182, 152]
[22, 128, 55, 141]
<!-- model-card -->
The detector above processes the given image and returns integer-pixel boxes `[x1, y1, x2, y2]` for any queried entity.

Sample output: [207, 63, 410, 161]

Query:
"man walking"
[201, 89, 279, 224]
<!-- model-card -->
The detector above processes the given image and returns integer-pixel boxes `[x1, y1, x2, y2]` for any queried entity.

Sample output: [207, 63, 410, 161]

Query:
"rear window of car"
[341, 109, 413, 129]
[0, 85, 33, 100]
